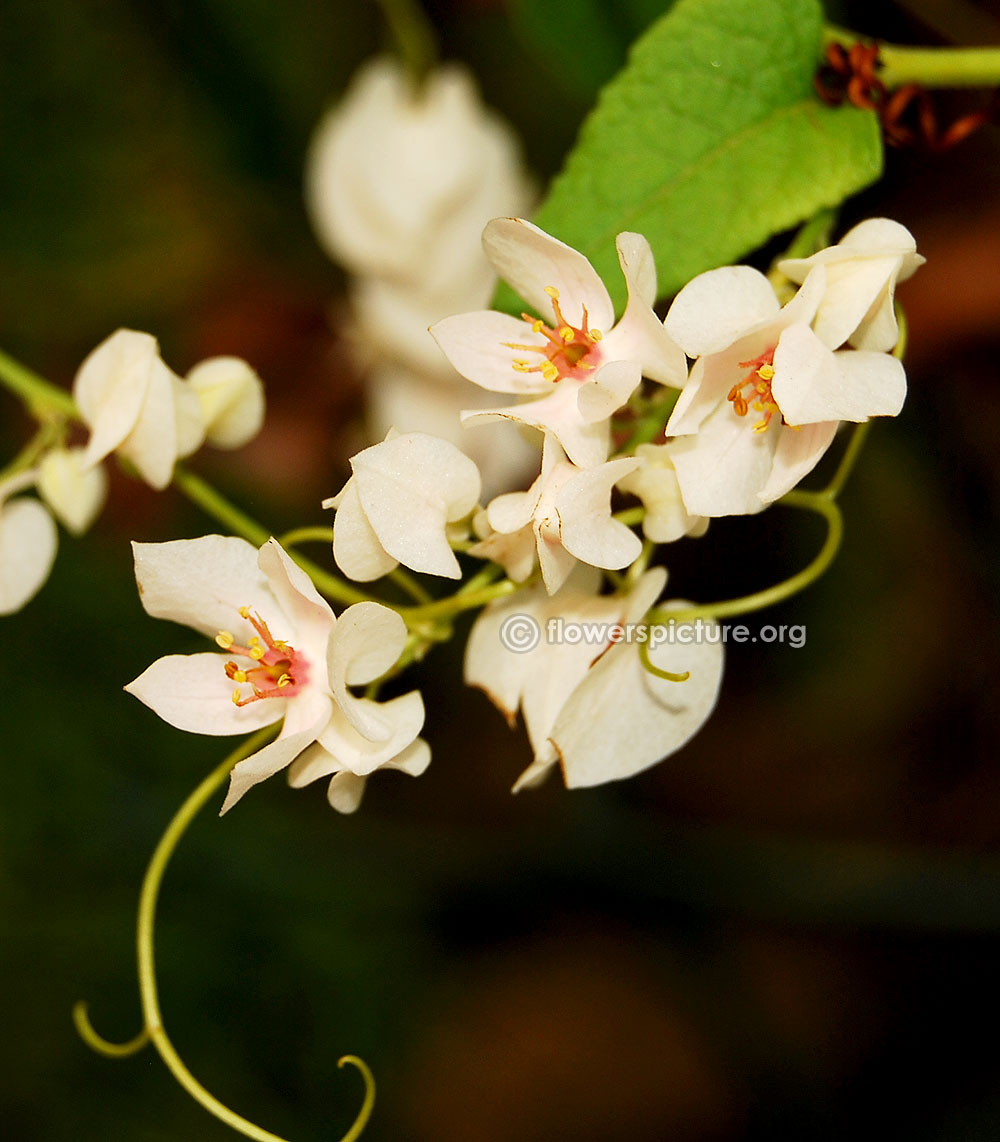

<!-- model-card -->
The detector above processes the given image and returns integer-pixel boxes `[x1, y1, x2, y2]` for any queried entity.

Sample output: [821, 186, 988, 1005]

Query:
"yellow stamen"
[277, 674, 292, 688]
[231, 688, 242, 705]
[544, 286, 560, 299]
[215, 631, 234, 649]
[590, 328, 603, 341]
[238, 606, 251, 619]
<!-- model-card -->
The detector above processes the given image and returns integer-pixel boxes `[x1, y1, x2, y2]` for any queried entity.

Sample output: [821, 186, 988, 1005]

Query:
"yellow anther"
[757, 363, 775, 381]
[752, 401, 764, 412]
[560, 327, 574, 342]
[231, 688, 243, 705]
[590, 328, 603, 341]
[215, 631, 235, 650]
[238, 606, 251, 619]
[541, 362, 559, 382]
[544, 285, 560, 299]
[274, 640, 288, 650]
[752, 421, 770, 434]
[277, 674, 293, 688]
[531, 319, 544, 333]
[512, 360, 533, 372]
[249, 647, 265, 661]
[232, 670, 248, 683]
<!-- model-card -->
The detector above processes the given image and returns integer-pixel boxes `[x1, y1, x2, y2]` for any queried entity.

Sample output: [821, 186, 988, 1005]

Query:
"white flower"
[364, 360, 539, 499]
[328, 432, 481, 582]
[777, 218, 924, 351]
[36, 446, 107, 536]
[125, 535, 428, 814]
[0, 472, 58, 616]
[465, 567, 724, 791]
[616, 443, 709, 544]
[74, 329, 205, 490]
[186, 356, 265, 449]
[470, 436, 641, 594]
[305, 57, 533, 296]
[431, 219, 687, 468]
[664, 264, 907, 516]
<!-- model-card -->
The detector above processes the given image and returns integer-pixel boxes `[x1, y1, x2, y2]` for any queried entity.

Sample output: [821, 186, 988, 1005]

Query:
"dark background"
[2, 1, 1000, 1139]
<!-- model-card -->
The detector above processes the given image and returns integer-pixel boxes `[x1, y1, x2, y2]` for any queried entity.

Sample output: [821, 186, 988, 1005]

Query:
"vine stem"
[74, 728, 375, 1142]
[822, 25, 1000, 88]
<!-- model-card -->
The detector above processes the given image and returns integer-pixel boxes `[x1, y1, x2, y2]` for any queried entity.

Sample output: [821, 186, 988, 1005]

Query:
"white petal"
[553, 609, 724, 788]
[665, 266, 779, 357]
[0, 497, 57, 615]
[760, 421, 838, 503]
[617, 444, 706, 543]
[463, 386, 609, 469]
[670, 402, 776, 517]
[327, 771, 368, 814]
[330, 601, 408, 688]
[350, 433, 481, 578]
[36, 447, 107, 536]
[316, 691, 426, 774]
[75, 329, 156, 465]
[132, 535, 274, 638]
[220, 726, 322, 813]
[258, 538, 336, 666]
[773, 326, 906, 424]
[172, 376, 207, 461]
[430, 310, 553, 395]
[332, 479, 398, 582]
[116, 355, 182, 489]
[482, 218, 615, 332]
[557, 457, 642, 570]
[187, 356, 266, 449]
[577, 359, 642, 423]
[125, 652, 285, 735]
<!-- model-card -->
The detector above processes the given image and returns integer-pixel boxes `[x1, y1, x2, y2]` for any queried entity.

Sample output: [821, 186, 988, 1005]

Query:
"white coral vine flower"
[327, 431, 481, 582]
[465, 566, 724, 791]
[777, 218, 924, 352]
[186, 356, 266, 450]
[616, 443, 709, 544]
[124, 535, 428, 814]
[305, 57, 534, 296]
[470, 435, 641, 594]
[664, 264, 907, 517]
[431, 218, 687, 468]
[36, 445, 108, 536]
[0, 471, 58, 616]
[74, 329, 205, 490]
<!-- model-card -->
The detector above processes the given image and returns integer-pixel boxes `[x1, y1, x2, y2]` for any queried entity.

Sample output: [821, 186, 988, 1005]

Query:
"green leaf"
[507, 0, 678, 101]
[528, 0, 882, 310]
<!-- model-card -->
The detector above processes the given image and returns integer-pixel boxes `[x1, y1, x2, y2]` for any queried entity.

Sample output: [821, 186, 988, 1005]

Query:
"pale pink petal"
[482, 217, 615, 332]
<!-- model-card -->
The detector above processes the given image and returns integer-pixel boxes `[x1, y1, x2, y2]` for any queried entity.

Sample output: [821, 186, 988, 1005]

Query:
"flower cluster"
[117, 213, 919, 813]
[0, 329, 264, 614]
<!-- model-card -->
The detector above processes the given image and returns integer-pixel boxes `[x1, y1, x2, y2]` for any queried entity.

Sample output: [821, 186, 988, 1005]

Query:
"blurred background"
[3, 0, 1000, 1139]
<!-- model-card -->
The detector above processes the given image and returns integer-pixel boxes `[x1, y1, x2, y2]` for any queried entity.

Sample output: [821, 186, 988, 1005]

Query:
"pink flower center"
[216, 607, 310, 707]
[504, 285, 604, 383]
[728, 347, 781, 433]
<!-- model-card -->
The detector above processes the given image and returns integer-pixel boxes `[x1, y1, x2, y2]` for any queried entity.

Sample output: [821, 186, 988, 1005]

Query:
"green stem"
[0, 347, 77, 419]
[402, 577, 519, 623]
[822, 25, 1000, 88]
[388, 567, 434, 605]
[648, 492, 843, 627]
[0, 420, 64, 484]
[278, 525, 333, 548]
[374, 0, 437, 86]
[172, 467, 370, 609]
[74, 728, 376, 1142]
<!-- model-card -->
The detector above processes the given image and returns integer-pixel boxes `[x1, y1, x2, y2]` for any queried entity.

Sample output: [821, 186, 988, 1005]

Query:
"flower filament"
[504, 285, 603, 383]
[216, 606, 309, 706]
[729, 348, 781, 433]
